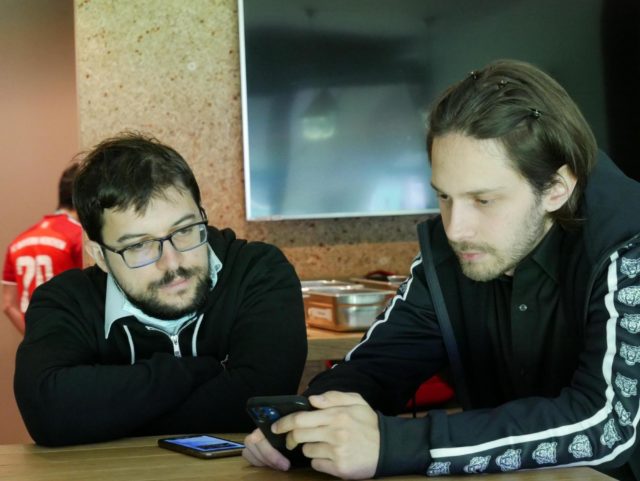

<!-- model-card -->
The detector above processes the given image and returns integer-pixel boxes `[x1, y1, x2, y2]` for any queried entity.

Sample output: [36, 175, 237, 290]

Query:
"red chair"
[405, 374, 454, 410]
[324, 361, 454, 410]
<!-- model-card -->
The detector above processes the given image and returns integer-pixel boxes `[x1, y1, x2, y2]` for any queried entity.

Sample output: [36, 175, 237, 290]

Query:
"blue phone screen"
[167, 435, 244, 452]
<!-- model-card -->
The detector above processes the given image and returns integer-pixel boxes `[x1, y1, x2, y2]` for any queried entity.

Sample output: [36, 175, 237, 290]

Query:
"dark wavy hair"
[73, 132, 202, 242]
[426, 59, 597, 229]
[57, 162, 80, 209]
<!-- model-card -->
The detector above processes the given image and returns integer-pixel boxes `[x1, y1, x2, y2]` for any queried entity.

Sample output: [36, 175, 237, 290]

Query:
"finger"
[242, 429, 291, 471]
[244, 441, 290, 471]
[285, 425, 333, 450]
[242, 445, 267, 467]
[272, 409, 326, 434]
[273, 406, 348, 434]
[274, 401, 370, 435]
[308, 391, 366, 409]
[242, 436, 270, 467]
[244, 427, 265, 444]
[301, 440, 333, 460]
[242, 428, 266, 461]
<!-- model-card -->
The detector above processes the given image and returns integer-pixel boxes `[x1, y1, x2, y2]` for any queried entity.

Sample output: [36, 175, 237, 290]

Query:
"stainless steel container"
[349, 276, 408, 291]
[300, 280, 362, 293]
[304, 287, 395, 331]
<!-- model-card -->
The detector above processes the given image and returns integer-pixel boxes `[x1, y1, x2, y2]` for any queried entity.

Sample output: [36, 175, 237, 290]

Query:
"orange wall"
[0, 0, 78, 443]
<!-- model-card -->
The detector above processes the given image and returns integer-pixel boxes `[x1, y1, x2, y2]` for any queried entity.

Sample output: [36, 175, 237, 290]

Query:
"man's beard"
[115, 266, 211, 320]
[449, 202, 549, 282]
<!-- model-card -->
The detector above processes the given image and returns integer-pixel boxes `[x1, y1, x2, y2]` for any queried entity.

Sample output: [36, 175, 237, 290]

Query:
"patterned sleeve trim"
[426, 244, 640, 476]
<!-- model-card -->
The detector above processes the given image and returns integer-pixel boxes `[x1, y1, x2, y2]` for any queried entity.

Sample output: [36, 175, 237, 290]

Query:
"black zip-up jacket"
[307, 153, 640, 478]
[14, 227, 307, 446]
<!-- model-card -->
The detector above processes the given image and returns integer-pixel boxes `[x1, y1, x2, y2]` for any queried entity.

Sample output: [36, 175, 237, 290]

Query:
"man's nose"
[155, 239, 182, 270]
[444, 203, 476, 243]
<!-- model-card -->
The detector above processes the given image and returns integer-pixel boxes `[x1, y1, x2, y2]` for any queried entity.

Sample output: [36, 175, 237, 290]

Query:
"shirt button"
[518, 304, 528, 312]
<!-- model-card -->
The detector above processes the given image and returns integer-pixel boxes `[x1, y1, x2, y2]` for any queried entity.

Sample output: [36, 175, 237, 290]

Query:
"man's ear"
[85, 241, 109, 273]
[542, 164, 577, 213]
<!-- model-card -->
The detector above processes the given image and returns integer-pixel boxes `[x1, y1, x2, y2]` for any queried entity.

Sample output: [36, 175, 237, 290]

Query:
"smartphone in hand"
[158, 434, 244, 459]
[246, 395, 313, 467]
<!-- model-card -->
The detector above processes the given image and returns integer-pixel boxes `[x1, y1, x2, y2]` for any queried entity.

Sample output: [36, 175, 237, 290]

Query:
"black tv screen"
[238, 0, 640, 221]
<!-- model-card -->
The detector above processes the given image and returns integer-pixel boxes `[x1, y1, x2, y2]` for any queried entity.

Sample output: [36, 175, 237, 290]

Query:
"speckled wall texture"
[74, 0, 429, 279]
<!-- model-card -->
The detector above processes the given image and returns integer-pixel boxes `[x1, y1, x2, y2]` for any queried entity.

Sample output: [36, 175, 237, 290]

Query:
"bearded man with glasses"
[14, 132, 307, 446]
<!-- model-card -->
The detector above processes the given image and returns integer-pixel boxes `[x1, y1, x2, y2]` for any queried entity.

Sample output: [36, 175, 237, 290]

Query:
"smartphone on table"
[246, 395, 313, 467]
[158, 434, 244, 459]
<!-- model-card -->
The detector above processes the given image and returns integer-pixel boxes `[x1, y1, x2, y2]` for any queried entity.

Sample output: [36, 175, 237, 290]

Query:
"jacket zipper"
[143, 316, 198, 358]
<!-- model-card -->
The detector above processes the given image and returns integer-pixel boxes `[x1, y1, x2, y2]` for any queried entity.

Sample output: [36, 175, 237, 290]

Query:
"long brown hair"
[427, 59, 597, 228]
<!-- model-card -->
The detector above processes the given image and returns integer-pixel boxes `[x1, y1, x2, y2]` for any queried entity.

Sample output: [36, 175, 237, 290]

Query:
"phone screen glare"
[169, 436, 243, 452]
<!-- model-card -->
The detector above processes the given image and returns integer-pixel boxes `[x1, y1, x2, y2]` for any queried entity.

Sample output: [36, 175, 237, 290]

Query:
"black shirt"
[488, 225, 564, 400]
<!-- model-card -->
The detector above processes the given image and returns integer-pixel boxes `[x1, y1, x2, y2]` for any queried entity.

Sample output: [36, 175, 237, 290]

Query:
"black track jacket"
[14, 227, 307, 446]
[307, 152, 640, 478]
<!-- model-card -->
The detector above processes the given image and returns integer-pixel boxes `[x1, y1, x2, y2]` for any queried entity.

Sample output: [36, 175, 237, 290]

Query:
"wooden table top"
[306, 326, 363, 361]
[0, 435, 614, 481]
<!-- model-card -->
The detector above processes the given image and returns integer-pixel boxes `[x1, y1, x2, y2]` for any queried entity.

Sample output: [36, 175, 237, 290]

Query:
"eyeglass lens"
[123, 223, 207, 268]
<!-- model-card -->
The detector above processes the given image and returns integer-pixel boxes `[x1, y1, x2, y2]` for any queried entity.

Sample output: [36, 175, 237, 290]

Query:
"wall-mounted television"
[238, 0, 640, 221]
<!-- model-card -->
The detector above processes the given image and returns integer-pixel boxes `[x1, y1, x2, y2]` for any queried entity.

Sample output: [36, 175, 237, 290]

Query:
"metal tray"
[304, 287, 394, 331]
[349, 276, 408, 290]
[300, 280, 362, 293]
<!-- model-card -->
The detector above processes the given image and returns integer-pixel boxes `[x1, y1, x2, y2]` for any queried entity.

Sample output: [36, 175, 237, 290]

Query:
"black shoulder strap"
[417, 222, 471, 409]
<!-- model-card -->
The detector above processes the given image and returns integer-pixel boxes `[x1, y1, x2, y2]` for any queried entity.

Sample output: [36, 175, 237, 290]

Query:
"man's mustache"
[150, 267, 199, 289]
[449, 241, 495, 255]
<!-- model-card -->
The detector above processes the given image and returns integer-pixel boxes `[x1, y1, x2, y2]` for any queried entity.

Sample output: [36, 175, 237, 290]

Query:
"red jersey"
[2, 213, 83, 314]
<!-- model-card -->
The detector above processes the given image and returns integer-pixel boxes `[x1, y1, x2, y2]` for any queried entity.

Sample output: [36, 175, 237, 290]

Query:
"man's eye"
[126, 242, 150, 252]
[174, 225, 195, 237]
[437, 193, 449, 201]
[476, 198, 492, 206]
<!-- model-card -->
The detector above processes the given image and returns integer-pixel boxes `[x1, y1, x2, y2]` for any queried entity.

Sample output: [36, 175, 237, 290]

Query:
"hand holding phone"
[246, 395, 313, 467]
[158, 434, 244, 459]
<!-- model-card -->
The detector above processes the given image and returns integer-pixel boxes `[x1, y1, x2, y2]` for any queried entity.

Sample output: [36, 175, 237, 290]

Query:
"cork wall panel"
[74, 0, 430, 279]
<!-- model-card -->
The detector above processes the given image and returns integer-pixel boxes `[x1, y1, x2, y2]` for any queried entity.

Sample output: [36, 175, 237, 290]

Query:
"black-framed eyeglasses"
[100, 221, 209, 269]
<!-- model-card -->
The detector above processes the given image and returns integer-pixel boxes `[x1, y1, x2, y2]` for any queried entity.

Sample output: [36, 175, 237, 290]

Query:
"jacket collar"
[581, 151, 640, 265]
